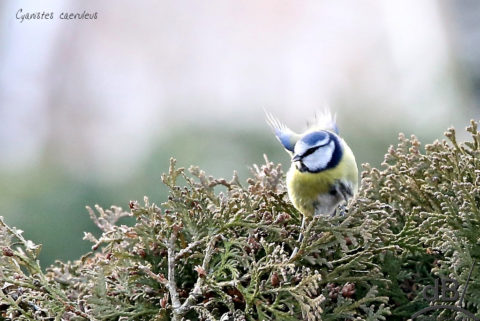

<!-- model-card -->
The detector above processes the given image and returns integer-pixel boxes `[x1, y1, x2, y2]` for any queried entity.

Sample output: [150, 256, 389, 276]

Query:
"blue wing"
[265, 112, 300, 154]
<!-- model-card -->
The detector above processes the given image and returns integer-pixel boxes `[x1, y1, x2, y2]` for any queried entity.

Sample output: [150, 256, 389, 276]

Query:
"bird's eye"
[302, 146, 318, 157]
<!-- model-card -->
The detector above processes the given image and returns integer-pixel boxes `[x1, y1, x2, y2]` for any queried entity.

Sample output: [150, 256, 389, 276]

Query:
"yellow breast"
[286, 140, 358, 217]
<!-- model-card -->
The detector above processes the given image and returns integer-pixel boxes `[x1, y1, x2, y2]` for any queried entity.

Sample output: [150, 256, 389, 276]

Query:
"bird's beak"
[292, 154, 302, 162]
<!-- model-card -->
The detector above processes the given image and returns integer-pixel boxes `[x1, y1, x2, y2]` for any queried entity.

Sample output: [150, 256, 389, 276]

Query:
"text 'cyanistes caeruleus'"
[267, 110, 358, 217]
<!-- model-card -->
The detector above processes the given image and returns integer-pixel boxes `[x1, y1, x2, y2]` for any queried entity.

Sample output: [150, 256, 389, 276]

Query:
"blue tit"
[266, 110, 358, 217]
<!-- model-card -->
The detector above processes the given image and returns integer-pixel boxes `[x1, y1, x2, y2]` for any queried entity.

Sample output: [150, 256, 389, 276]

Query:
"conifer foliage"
[1, 121, 480, 320]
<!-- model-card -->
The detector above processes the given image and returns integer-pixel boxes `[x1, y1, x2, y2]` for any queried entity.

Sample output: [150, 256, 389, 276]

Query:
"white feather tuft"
[264, 109, 300, 153]
[310, 107, 338, 133]
[265, 110, 288, 133]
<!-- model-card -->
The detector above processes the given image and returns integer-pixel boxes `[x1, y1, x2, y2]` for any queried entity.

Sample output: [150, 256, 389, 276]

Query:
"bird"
[266, 109, 358, 217]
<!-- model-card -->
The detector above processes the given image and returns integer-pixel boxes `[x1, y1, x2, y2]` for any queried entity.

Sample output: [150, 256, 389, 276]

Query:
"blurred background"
[1, 0, 479, 266]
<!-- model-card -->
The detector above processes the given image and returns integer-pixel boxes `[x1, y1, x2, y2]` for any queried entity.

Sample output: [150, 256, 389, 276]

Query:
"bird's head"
[292, 131, 342, 173]
[265, 110, 343, 173]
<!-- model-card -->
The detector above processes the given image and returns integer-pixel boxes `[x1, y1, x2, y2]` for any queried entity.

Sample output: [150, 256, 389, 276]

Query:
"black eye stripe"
[302, 146, 318, 157]
[301, 138, 332, 158]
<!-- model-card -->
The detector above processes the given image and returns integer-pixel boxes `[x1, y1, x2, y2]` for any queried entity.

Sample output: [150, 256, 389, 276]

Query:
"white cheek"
[302, 141, 334, 171]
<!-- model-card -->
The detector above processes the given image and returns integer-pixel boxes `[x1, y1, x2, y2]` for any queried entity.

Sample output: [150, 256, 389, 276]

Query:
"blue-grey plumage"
[266, 110, 358, 217]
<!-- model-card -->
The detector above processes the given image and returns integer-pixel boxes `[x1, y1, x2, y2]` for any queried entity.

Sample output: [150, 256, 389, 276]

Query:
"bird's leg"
[297, 216, 306, 242]
[289, 216, 306, 260]
[336, 204, 347, 216]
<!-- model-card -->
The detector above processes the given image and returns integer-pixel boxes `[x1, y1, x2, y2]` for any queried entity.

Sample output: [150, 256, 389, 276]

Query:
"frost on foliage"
[3, 121, 480, 320]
